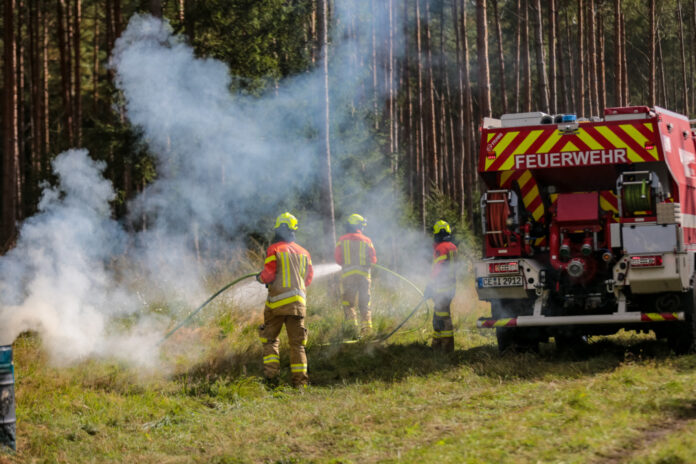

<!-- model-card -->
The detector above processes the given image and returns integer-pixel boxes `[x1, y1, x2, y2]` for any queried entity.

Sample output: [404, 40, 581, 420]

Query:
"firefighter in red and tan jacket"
[424, 220, 458, 353]
[257, 212, 313, 387]
[335, 214, 377, 337]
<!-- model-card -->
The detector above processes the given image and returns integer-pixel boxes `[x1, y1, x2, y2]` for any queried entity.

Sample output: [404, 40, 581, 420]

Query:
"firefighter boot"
[432, 315, 453, 353]
[358, 276, 373, 337]
[441, 335, 454, 353]
[260, 317, 283, 381]
[287, 316, 309, 387]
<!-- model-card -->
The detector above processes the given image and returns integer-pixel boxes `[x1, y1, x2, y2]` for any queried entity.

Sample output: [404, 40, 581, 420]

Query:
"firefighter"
[424, 220, 458, 353]
[335, 213, 377, 337]
[257, 212, 314, 387]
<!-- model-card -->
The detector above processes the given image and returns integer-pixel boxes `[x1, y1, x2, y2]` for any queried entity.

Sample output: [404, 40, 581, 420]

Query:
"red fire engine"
[475, 106, 696, 353]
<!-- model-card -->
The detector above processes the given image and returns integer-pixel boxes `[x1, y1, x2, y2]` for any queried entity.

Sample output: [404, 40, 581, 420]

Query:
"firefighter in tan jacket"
[257, 212, 314, 387]
[335, 214, 377, 337]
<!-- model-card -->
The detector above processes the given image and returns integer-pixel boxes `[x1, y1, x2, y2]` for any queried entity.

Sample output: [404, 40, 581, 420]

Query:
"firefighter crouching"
[257, 212, 314, 387]
[424, 220, 458, 353]
[335, 214, 377, 337]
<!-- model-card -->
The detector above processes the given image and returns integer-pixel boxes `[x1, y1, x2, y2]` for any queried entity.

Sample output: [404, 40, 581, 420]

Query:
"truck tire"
[554, 333, 588, 352]
[491, 299, 541, 353]
[495, 327, 515, 352]
[665, 289, 696, 355]
[495, 327, 540, 353]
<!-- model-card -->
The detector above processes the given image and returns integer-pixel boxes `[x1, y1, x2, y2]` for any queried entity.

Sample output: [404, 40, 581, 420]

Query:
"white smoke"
[0, 150, 160, 364]
[0, 6, 435, 366]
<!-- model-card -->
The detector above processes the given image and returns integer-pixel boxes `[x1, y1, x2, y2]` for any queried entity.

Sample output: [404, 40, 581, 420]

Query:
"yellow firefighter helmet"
[433, 220, 451, 235]
[347, 213, 367, 228]
[274, 212, 299, 231]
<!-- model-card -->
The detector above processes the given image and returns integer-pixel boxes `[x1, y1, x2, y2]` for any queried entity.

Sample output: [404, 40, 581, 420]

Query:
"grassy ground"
[4, 272, 696, 463]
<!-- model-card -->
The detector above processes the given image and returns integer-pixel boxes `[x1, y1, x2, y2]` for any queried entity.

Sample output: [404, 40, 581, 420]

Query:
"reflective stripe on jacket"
[334, 231, 377, 278]
[430, 241, 457, 293]
[259, 241, 313, 315]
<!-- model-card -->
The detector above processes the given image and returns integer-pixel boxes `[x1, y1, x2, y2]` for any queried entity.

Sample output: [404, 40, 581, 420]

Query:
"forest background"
[0, 0, 693, 257]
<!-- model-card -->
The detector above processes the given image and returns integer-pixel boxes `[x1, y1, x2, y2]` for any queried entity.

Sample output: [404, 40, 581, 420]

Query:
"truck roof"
[478, 106, 696, 195]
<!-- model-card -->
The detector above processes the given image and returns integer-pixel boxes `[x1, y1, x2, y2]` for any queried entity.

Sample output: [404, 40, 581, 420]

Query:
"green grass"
[5, 274, 696, 463]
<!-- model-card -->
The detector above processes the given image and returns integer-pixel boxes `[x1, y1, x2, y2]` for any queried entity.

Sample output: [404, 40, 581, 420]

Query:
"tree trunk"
[445, 71, 456, 200]
[597, 11, 606, 112]
[621, 12, 629, 104]
[388, 0, 396, 174]
[476, 0, 492, 117]
[452, 0, 465, 218]
[614, 0, 622, 106]
[587, 0, 598, 115]
[514, 0, 521, 112]
[2, 0, 20, 246]
[533, 0, 549, 113]
[73, 0, 82, 145]
[57, 0, 74, 146]
[114, 0, 122, 39]
[492, 0, 508, 114]
[461, 0, 477, 226]
[648, 0, 656, 107]
[29, 0, 39, 175]
[404, 0, 415, 205]
[416, 0, 426, 228]
[105, 0, 113, 51]
[522, 0, 531, 112]
[424, 0, 439, 190]
[42, 0, 49, 170]
[28, 0, 42, 205]
[439, 1, 449, 194]
[548, 0, 557, 114]
[678, 1, 689, 114]
[577, 0, 585, 116]
[584, 1, 593, 117]
[556, 1, 568, 112]
[150, 0, 162, 18]
[16, 0, 26, 204]
[371, 0, 379, 129]
[457, 0, 474, 223]
[184, 0, 195, 39]
[93, 2, 100, 113]
[657, 29, 667, 107]
[317, 0, 336, 255]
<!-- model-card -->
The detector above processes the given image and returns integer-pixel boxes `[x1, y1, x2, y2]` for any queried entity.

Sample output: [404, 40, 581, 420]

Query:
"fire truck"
[474, 106, 696, 353]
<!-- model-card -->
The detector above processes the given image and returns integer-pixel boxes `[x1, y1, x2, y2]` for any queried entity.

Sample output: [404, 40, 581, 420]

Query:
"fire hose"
[371, 264, 430, 342]
[623, 181, 652, 213]
[160, 272, 257, 343]
[161, 265, 430, 345]
[487, 191, 510, 248]
[320, 264, 430, 346]
[373, 263, 423, 297]
[378, 298, 428, 342]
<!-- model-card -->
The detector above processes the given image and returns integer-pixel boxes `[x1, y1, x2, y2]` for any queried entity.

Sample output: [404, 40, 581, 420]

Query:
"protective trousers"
[432, 294, 454, 353]
[340, 274, 372, 335]
[259, 312, 308, 387]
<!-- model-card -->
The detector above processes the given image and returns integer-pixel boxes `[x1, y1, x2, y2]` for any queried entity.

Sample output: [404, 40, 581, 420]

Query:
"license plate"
[478, 276, 524, 288]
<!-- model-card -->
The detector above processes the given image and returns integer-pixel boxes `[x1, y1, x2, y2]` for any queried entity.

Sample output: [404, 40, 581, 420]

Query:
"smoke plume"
[0, 7, 435, 366]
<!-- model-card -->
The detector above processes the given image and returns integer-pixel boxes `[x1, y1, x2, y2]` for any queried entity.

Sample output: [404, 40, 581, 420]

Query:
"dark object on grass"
[0, 346, 16, 451]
